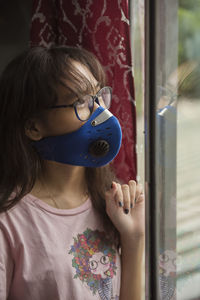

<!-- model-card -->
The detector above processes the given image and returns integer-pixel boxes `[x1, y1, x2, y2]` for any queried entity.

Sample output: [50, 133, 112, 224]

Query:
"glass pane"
[155, 2, 178, 299]
[144, 0, 200, 299]
[177, 1, 200, 298]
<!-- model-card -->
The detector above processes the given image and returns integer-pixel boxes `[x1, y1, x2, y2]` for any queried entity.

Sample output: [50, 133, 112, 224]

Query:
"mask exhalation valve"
[89, 140, 110, 157]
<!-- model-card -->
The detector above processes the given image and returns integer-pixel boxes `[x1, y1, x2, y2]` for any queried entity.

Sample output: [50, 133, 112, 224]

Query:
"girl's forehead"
[72, 61, 99, 89]
[55, 61, 101, 104]
[56, 70, 101, 103]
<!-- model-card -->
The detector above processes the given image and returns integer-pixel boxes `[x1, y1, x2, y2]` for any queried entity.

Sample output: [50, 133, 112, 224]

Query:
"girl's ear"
[25, 119, 44, 141]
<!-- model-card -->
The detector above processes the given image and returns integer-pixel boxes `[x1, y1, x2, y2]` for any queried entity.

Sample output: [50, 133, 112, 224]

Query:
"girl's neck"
[31, 161, 88, 209]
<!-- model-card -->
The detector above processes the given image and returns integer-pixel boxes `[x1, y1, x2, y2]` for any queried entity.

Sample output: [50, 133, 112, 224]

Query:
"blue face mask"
[33, 106, 122, 167]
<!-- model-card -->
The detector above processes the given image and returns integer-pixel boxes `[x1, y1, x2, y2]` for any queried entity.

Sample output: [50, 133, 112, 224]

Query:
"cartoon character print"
[159, 250, 178, 300]
[68, 228, 118, 299]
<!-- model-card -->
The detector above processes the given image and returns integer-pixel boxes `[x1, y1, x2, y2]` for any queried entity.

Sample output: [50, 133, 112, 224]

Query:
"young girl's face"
[36, 62, 100, 139]
[89, 252, 110, 279]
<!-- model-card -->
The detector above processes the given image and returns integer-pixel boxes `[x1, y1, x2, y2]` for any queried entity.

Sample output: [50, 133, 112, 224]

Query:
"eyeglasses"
[49, 86, 112, 121]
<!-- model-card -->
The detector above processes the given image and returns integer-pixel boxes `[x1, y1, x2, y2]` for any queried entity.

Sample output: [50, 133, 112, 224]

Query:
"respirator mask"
[33, 87, 122, 167]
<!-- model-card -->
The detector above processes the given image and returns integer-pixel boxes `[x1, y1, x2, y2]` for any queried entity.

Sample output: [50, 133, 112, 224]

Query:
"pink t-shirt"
[0, 194, 121, 300]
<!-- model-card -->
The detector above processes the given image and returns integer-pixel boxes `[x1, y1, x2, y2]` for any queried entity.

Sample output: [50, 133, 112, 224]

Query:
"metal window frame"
[144, 0, 178, 299]
[144, 0, 160, 299]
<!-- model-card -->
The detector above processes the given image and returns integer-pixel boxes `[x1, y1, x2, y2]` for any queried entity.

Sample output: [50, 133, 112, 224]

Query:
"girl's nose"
[93, 101, 100, 110]
[92, 98, 102, 113]
[93, 96, 107, 110]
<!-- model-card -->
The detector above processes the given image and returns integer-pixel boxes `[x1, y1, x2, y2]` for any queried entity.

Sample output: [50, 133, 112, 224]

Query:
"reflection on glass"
[155, 1, 200, 299]
[176, 1, 200, 299]
[151, 2, 179, 300]
[133, 0, 200, 299]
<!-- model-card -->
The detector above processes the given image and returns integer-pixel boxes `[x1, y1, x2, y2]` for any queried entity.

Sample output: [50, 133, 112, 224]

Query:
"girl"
[0, 46, 144, 300]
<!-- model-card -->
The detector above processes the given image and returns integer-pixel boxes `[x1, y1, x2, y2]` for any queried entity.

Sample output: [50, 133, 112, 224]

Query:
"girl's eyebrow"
[57, 92, 77, 106]
[64, 93, 76, 99]
[62, 89, 77, 100]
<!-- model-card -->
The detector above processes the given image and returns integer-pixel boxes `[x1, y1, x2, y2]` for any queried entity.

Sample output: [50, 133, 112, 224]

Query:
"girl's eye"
[76, 98, 86, 106]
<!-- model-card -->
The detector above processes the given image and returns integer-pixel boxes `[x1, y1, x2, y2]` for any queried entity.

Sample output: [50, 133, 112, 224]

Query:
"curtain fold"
[30, 0, 137, 183]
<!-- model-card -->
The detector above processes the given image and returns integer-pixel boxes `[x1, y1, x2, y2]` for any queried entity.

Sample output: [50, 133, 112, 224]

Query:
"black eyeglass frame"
[49, 86, 112, 121]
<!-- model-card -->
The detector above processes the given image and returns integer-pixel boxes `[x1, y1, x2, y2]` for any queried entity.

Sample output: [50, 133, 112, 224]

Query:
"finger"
[135, 184, 144, 203]
[115, 183, 123, 208]
[136, 192, 145, 204]
[121, 184, 130, 214]
[129, 180, 137, 209]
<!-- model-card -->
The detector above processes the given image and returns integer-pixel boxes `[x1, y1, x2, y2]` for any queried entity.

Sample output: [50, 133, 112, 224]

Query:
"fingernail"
[119, 201, 123, 207]
[124, 208, 129, 214]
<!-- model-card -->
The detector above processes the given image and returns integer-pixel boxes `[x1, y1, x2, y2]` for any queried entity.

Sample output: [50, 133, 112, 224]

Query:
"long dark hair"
[0, 45, 119, 245]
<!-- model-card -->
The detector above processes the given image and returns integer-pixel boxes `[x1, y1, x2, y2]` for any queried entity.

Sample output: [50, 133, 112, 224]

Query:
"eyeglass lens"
[76, 87, 112, 121]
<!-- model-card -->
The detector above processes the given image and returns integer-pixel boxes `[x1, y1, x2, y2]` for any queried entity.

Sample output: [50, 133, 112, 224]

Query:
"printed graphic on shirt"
[68, 228, 119, 300]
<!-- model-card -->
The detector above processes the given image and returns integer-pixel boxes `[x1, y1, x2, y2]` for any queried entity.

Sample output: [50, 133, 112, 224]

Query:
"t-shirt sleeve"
[0, 224, 14, 300]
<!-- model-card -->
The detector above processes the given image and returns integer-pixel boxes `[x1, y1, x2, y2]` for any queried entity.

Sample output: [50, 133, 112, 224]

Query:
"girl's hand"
[105, 180, 145, 240]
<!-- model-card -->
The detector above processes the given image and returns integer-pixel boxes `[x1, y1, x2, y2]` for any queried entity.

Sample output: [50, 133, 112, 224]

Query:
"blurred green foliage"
[179, 0, 200, 11]
[178, 0, 200, 97]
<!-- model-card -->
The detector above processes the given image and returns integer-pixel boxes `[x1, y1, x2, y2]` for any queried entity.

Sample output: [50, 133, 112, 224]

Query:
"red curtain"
[30, 0, 137, 183]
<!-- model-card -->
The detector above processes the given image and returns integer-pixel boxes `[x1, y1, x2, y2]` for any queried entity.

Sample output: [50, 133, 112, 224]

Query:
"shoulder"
[0, 194, 34, 230]
[0, 193, 39, 252]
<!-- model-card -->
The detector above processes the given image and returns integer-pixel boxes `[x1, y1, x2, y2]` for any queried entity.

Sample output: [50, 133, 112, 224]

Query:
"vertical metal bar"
[144, 0, 160, 299]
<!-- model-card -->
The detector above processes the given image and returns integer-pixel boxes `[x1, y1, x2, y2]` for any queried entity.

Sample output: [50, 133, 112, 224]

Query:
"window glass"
[177, 1, 200, 298]
[132, 0, 200, 299]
